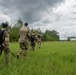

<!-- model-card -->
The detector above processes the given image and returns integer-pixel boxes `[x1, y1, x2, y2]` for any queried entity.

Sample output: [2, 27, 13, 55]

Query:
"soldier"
[30, 32, 36, 51]
[37, 32, 43, 48]
[17, 22, 30, 59]
[0, 22, 10, 65]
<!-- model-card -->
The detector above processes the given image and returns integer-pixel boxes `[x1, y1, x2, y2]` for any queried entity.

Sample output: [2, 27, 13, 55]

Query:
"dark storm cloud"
[0, 0, 65, 24]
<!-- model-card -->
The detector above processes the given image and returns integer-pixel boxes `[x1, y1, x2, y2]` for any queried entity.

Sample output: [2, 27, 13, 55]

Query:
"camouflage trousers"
[4, 49, 9, 65]
[0, 45, 9, 65]
[17, 39, 29, 57]
[37, 39, 42, 48]
[30, 42, 36, 51]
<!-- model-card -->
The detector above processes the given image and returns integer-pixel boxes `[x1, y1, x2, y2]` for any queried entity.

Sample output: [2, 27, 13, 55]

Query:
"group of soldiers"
[0, 22, 43, 65]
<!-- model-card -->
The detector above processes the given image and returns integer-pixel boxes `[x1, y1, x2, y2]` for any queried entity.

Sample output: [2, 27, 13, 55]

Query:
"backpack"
[30, 35, 35, 42]
[0, 30, 5, 45]
[38, 35, 41, 38]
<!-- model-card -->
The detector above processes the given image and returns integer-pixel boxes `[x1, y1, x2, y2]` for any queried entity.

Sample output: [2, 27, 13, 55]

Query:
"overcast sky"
[0, 0, 76, 39]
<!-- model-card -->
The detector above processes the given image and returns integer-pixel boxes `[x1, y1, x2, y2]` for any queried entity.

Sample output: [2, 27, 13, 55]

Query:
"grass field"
[0, 41, 76, 75]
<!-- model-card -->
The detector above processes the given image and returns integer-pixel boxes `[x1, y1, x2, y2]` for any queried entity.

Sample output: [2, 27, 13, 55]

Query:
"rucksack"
[38, 35, 41, 38]
[0, 30, 5, 45]
[30, 35, 35, 42]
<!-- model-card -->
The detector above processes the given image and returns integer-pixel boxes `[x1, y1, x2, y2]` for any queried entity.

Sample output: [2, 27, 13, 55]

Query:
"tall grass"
[0, 41, 76, 75]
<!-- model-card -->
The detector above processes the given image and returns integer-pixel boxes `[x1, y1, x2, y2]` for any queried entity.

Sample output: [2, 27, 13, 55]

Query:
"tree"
[15, 19, 23, 28]
[9, 19, 23, 42]
[43, 30, 60, 41]
[67, 37, 71, 41]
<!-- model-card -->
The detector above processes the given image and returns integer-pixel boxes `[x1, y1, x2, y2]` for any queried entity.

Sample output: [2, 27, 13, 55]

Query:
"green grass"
[0, 41, 76, 75]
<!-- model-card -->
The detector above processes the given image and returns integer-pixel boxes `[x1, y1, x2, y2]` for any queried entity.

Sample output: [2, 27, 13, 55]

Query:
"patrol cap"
[1, 22, 8, 28]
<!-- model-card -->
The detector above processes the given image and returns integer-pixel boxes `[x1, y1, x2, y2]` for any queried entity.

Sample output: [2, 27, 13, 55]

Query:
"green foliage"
[9, 26, 19, 42]
[43, 30, 60, 41]
[9, 19, 23, 42]
[15, 19, 23, 28]
[30, 29, 60, 41]
[0, 20, 60, 42]
[9, 28, 60, 42]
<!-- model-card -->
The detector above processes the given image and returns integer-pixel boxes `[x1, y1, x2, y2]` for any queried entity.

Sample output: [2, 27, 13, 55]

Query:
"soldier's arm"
[27, 27, 31, 39]
[4, 31, 9, 50]
[28, 27, 31, 35]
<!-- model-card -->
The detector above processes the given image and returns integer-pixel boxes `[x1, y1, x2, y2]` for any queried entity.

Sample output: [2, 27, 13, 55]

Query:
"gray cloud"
[0, 0, 65, 24]
[2, 0, 74, 39]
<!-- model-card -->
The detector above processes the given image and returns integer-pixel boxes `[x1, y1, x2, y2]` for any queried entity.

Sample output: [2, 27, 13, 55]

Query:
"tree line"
[0, 19, 60, 42]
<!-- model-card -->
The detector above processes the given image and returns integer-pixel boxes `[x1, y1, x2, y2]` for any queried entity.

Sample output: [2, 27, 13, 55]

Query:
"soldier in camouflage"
[30, 32, 36, 51]
[1, 23, 10, 65]
[17, 22, 30, 59]
[37, 32, 43, 48]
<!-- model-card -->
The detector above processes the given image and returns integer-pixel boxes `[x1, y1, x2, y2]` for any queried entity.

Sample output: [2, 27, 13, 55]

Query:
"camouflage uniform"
[1, 23, 9, 65]
[3, 29, 9, 64]
[17, 24, 30, 59]
[30, 32, 36, 51]
[37, 33, 42, 48]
